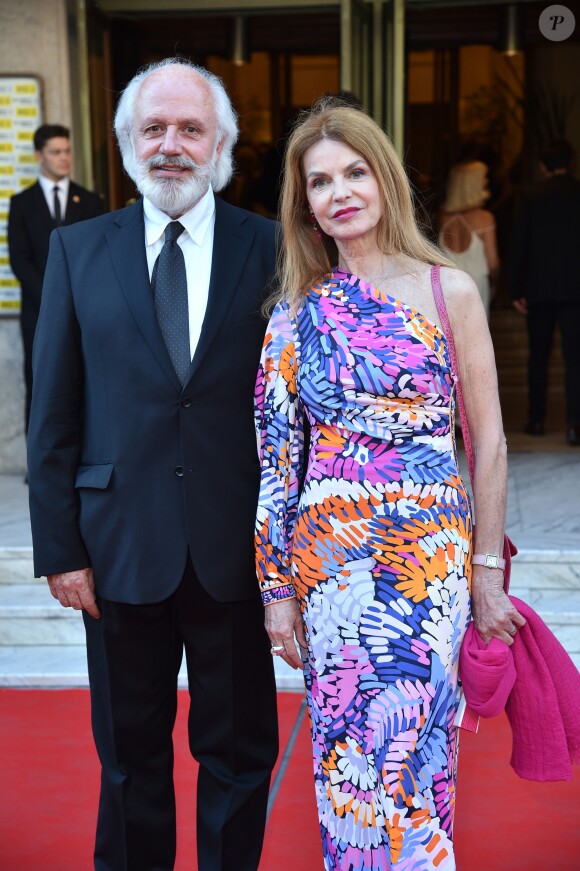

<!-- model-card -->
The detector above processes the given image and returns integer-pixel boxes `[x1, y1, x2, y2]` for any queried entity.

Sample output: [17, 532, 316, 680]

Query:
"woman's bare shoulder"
[439, 266, 484, 318]
[439, 265, 479, 296]
[466, 207, 495, 228]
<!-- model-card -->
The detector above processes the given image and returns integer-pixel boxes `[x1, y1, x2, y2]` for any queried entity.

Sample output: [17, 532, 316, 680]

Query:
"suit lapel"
[106, 200, 182, 393]
[63, 182, 82, 224]
[187, 198, 254, 382]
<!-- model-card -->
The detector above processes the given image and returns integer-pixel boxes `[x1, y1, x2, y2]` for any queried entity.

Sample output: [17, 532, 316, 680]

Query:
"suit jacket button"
[181, 397, 191, 408]
[175, 466, 184, 477]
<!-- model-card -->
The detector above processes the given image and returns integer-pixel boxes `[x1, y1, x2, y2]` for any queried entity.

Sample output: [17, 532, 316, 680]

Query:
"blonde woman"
[439, 161, 499, 318]
[255, 104, 523, 869]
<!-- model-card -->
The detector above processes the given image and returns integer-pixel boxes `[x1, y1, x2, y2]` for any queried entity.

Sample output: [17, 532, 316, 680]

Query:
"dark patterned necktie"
[53, 185, 62, 225]
[152, 221, 191, 386]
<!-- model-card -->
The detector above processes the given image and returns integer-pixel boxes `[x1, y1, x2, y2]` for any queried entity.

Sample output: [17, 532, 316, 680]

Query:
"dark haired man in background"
[509, 140, 580, 446]
[8, 123, 103, 431]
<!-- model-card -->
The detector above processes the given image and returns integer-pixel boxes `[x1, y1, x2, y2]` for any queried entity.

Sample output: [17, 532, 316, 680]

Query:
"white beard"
[134, 154, 216, 217]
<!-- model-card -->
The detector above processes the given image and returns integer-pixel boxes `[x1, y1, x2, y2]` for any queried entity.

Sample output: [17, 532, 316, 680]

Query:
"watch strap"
[472, 552, 506, 570]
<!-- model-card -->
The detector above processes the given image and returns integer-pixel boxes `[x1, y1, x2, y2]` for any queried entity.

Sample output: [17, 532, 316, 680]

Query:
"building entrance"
[86, 0, 573, 441]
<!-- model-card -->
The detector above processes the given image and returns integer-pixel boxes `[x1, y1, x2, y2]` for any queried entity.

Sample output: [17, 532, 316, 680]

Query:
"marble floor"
[505, 452, 580, 550]
[0, 473, 32, 548]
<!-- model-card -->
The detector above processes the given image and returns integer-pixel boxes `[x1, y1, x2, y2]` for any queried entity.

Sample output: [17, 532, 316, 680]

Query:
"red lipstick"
[333, 207, 360, 220]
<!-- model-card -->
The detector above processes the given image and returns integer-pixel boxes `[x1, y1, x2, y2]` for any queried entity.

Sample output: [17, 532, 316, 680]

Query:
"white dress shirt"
[143, 188, 215, 361]
[38, 173, 69, 221]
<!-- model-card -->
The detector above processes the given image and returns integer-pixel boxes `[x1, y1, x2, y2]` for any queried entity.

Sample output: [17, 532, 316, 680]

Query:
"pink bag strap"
[430, 264, 475, 486]
[430, 264, 517, 591]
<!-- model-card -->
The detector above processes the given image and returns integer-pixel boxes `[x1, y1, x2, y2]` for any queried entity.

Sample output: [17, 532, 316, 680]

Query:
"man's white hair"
[113, 57, 238, 192]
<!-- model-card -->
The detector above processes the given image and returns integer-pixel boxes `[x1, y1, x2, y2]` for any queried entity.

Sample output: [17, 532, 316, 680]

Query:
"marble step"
[509, 549, 580, 590]
[1, 548, 579, 647]
[3, 579, 580, 640]
[0, 644, 304, 690]
[0, 547, 34, 584]
[0, 645, 94, 687]
[1, 547, 578, 690]
[0, 644, 190, 688]
[0, 582, 85, 644]
[2, 548, 580, 588]
[0, 640, 577, 690]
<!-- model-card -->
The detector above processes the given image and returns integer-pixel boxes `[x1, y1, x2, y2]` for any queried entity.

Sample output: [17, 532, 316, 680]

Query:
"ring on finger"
[270, 644, 285, 656]
[509, 625, 517, 636]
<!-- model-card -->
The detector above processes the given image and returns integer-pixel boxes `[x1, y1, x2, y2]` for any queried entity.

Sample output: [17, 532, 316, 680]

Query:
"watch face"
[485, 555, 498, 568]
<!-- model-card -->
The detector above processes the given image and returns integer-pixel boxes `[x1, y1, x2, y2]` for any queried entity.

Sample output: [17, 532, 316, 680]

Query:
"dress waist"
[306, 401, 453, 445]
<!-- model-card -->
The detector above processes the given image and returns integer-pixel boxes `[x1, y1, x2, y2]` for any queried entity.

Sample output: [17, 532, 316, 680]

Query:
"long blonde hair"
[442, 160, 490, 213]
[271, 102, 451, 312]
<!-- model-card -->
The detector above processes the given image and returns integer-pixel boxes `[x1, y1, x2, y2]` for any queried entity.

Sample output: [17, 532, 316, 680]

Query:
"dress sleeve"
[255, 302, 306, 606]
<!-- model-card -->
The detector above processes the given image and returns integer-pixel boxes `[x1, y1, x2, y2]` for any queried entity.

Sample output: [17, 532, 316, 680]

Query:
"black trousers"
[20, 321, 35, 433]
[527, 302, 580, 425]
[83, 557, 278, 871]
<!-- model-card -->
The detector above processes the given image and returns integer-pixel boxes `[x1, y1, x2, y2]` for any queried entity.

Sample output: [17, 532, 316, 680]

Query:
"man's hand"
[47, 568, 100, 619]
[512, 297, 528, 315]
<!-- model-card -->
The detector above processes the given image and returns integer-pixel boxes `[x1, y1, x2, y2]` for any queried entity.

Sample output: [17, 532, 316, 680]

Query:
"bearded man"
[27, 59, 278, 871]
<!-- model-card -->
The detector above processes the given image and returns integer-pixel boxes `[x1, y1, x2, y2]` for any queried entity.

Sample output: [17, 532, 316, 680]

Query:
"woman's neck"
[337, 244, 409, 289]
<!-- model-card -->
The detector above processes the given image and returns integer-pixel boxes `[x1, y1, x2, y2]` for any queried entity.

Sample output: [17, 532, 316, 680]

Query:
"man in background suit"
[27, 60, 278, 871]
[8, 124, 103, 431]
[509, 140, 580, 446]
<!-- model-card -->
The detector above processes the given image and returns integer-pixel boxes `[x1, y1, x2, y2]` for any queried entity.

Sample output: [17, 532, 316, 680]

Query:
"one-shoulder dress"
[255, 268, 472, 870]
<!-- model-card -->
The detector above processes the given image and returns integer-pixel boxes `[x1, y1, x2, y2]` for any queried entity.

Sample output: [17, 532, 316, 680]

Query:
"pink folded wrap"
[460, 596, 580, 781]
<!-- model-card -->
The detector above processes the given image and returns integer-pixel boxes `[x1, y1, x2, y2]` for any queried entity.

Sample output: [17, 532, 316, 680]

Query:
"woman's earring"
[308, 212, 323, 241]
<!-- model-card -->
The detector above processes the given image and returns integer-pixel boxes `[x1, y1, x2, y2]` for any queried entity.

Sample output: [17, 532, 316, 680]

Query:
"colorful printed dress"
[255, 268, 472, 870]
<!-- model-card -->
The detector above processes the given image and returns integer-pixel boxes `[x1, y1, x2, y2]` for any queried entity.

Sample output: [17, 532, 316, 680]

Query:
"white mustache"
[135, 149, 217, 217]
[146, 155, 205, 172]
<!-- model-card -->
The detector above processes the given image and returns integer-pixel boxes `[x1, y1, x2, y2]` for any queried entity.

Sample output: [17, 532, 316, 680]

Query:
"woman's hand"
[470, 567, 526, 646]
[265, 598, 308, 670]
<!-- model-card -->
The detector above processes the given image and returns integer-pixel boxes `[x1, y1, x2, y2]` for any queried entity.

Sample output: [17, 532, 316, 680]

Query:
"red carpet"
[0, 689, 578, 870]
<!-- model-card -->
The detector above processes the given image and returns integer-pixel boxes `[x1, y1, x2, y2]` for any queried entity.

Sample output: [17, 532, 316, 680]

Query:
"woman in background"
[439, 161, 499, 319]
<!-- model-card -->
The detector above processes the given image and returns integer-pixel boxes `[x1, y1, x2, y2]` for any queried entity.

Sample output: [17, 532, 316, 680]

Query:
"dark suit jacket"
[508, 174, 580, 306]
[8, 180, 103, 329]
[27, 197, 277, 605]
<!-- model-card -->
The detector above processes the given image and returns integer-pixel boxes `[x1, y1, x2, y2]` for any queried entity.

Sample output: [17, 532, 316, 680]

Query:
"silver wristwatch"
[472, 553, 506, 570]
